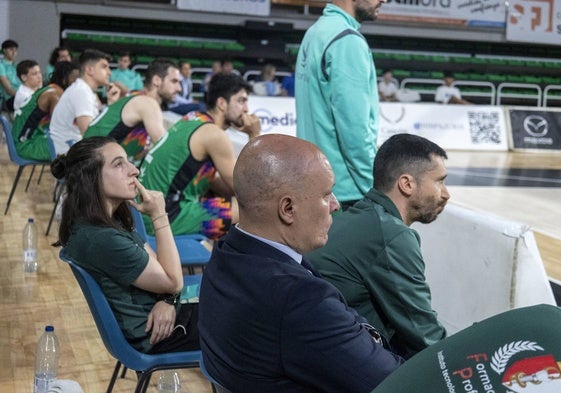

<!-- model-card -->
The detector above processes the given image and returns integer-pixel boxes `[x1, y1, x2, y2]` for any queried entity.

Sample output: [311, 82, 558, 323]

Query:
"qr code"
[467, 111, 502, 144]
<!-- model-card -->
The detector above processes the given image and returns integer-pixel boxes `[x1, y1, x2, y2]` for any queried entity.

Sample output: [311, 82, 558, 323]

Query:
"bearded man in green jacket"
[308, 133, 450, 359]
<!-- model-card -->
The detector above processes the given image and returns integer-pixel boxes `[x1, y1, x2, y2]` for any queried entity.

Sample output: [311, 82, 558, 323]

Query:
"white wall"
[2, 0, 60, 71]
[0, 0, 9, 44]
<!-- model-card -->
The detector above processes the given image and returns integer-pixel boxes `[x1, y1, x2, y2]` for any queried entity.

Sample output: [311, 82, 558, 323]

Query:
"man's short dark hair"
[16, 59, 39, 79]
[144, 58, 177, 88]
[78, 49, 111, 70]
[443, 71, 455, 79]
[373, 134, 447, 193]
[2, 39, 18, 50]
[206, 72, 252, 110]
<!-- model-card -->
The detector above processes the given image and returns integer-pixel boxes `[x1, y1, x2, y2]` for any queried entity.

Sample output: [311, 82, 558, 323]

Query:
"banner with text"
[379, 103, 509, 151]
[508, 107, 561, 151]
[379, 0, 506, 27]
[177, 0, 270, 16]
[506, 0, 561, 45]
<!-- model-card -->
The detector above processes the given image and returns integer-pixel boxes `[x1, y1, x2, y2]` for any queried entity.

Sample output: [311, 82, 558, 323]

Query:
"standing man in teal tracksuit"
[295, 0, 386, 210]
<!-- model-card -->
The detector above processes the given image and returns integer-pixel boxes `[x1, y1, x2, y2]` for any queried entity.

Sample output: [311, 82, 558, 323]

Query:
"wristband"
[157, 293, 179, 306]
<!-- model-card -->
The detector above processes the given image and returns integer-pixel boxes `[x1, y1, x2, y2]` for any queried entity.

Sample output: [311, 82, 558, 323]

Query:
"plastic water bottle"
[157, 370, 181, 392]
[23, 218, 38, 273]
[34, 325, 59, 393]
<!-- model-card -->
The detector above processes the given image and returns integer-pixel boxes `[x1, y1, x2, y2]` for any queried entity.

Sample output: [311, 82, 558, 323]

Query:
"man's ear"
[216, 96, 227, 112]
[397, 174, 415, 197]
[278, 195, 295, 225]
[152, 75, 162, 89]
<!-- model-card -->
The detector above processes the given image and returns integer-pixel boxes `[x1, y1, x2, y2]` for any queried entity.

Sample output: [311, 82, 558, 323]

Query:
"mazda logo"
[523, 115, 548, 137]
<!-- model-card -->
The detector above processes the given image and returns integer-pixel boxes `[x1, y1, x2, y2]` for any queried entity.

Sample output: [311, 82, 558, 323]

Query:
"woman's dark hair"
[49, 61, 79, 90]
[51, 136, 134, 246]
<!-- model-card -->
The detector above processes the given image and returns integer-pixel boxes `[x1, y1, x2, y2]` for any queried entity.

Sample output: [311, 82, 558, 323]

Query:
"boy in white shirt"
[49, 49, 120, 154]
[435, 71, 471, 105]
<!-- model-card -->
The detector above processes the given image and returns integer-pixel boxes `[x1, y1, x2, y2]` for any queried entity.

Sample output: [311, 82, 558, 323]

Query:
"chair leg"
[120, 366, 128, 378]
[106, 361, 122, 393]
[135, 371, 151, 393]
[46, 183, 64, 236]
[4, 166, 24, 215]
[25, 165, 36, 192]
[37, 164, 46, 185]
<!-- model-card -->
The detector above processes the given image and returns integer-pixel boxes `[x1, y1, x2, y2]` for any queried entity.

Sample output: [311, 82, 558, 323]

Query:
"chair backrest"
[1, 114, 47, 165]
[129, 205, 210, 265]
[129, 205, 149, 242]
[59, 248, 200, 371]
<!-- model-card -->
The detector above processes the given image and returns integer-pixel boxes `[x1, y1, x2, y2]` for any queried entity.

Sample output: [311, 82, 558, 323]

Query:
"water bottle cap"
[45, 326, 54, 332]
[28, 218, 34, 223]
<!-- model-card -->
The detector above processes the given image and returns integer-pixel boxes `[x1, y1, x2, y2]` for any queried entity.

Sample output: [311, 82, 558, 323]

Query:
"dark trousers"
[149, 303, 200, 354]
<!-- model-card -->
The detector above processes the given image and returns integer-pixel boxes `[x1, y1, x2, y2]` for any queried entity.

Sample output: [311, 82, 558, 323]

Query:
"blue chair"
[129, 206, 211, 273]
[1, 115, 50, 214]
[59, 248, 202, 393]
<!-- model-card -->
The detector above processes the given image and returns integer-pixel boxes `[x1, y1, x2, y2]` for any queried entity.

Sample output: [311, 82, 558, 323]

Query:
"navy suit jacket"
[199, 226, 402, 393]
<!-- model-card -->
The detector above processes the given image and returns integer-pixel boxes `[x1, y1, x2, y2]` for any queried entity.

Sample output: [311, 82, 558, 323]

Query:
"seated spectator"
[253, 63, 283, 96]
[44, 46, 72, 81]
[52, 136, 200, 354]
[378, 69, 398, 102]
[49, 49, 120, 155]
[281, 66, 295, 97]
[203, 60, 222, 95]
[14, 60, 43, 111]
[435, 71, 471, 105]
[221, 58, 235, 74]
[85, 58, 181, 166]
[167, 60, 206, 116]
[138, 73, 261, 240]
[109, 51, 144, 95]
[199, 134, 403, 392]
[0, 39, 21, 112]
[12, 61, 79, 161]
[308, 133, 449, 359]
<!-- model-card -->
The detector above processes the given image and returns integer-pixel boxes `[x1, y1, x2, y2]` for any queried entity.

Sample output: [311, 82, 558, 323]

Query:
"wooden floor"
[1, 139, 559, 392]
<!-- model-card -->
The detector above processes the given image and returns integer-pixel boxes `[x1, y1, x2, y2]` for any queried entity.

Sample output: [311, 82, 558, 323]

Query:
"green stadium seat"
[203, 41, 225, 50]
[392, 69, 412, 78]
[411, 70, 432, 78]
[180, 40, 203, 49]
[525, 60, 543, 67]
[393, 54, 412, 61]
[136, 37, 159, 46]
[159, 39, 179, 47]
[90, 34, 112, 43]
[135, 55, 155, 64]
[454, 72, 470, 80]
[506, 75, 525, 83]
[66, 32, 89, 41]
[544, 61, 561, 69]
[523, 75, 542, 84]
[224, 42, 245, 51]
[430, 55, 448, 63]
[374, 52, 392, 60]
[113, 36, 137, 45]
[412, 54, 430, 62]
[507, 59, 525, 66]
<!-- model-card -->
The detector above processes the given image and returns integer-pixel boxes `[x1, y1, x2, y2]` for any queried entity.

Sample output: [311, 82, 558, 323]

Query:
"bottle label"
[23, 249, 37, 263]
[34, 375, 54, 393]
